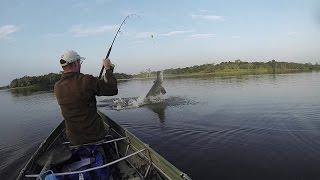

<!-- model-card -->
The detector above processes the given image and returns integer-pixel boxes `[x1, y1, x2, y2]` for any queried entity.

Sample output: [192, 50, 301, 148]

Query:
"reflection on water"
[145, 103, 167, 122]
[1, 72, 320, 180]
[0, 90, 61, 179]
[10, 86, 52, 97]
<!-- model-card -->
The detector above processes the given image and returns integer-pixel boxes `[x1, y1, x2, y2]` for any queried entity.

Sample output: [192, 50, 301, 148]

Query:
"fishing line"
[98, 14, 136, 79]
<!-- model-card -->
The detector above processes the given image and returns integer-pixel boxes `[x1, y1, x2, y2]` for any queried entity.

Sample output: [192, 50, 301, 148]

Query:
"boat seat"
[62, 158, 95, 172]
[63, 137, 128, 150]
[62, 135, 113, 145]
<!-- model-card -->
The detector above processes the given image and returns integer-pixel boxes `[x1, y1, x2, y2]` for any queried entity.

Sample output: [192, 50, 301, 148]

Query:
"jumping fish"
[145, 71, 166, 101]
[111, 71, 166, 110]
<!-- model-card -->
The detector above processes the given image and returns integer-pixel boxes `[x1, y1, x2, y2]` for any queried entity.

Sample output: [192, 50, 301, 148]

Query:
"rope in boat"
[25, 148, 146, 178]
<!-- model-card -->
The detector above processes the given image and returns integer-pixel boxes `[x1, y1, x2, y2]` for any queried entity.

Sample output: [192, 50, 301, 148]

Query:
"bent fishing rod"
[98, 14, 134, 79]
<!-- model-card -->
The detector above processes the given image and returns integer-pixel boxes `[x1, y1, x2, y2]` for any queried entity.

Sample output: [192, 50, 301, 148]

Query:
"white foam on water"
[112, 95, 165, 110]
[127, 96, 145, 107]
[144, 94, 165, 104]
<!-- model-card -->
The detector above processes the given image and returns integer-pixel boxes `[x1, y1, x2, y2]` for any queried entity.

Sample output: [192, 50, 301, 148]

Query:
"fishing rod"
[99, 14, 134, 79]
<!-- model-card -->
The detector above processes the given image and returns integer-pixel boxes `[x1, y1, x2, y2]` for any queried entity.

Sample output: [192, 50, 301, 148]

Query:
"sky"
[0, 0, 320, 86]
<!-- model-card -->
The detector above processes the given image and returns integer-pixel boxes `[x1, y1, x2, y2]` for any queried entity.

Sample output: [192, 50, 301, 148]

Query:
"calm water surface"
[1, 72, 320, 180]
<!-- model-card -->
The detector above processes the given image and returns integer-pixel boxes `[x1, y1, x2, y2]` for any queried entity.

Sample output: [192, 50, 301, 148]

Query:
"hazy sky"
[0, 0, 320, 85]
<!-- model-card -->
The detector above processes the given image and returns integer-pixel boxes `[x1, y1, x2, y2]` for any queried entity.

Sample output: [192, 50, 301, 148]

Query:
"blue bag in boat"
[57, 145, 109, 180]
[40, 170, 57, 180]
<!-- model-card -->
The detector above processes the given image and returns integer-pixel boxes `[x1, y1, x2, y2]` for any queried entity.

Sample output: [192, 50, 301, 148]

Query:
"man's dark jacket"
[54, 70, 118, 145]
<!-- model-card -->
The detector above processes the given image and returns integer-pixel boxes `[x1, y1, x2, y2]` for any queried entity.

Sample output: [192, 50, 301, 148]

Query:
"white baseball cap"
[60, 50, 85, 67]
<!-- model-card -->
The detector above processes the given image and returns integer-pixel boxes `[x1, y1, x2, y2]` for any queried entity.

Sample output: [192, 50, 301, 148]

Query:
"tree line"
[163, 60, 320, 75]
[132, 60, 320, 78]
[10, 73, 61, 88]
[9, 72, 133, 89]
[0, 85, 10, 90]
[7, 60, 320, 88]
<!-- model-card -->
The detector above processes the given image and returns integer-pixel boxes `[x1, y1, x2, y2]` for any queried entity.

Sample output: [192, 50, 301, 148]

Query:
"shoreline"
[6, 70, 319, 91]
[133, 69, 319, 80]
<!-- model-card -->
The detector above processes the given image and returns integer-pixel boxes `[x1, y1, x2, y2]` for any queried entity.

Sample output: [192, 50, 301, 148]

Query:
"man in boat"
[54, 50, 118, 145]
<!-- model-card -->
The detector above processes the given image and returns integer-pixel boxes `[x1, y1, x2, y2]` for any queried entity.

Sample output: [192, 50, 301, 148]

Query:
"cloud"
[0, 25, 19, 39]
[70, 25, 117, 37]
[189, 33, 216, 39]
[71, 2, 90, 12]
[198, 9, 210, 13]
[95, 0, 113, 4]
[191, 14, 225, 21]
[72, 0, 113, 12]
[288, 31, 298, 36]
[160, 30, 193, 37]
[44, 32, 66, 38]
[198, 9, 215, 13]
[231, 35, 241, 39]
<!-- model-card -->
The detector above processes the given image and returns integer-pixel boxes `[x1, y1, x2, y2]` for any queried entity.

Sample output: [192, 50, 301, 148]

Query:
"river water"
[1, 72, 320, 180]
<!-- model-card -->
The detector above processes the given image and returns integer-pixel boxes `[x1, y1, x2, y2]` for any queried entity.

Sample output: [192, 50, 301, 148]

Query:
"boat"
[17, 111, 191, 180]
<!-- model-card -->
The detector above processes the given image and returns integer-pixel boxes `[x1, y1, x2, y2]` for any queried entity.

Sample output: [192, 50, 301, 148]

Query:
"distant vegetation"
[134, 60, 320, 78]
[114, 73, 133, 79]
[6, 60, 320, 90]
[10, 73, 62, 89]
[0, 85, 9, 90]
[8, 72, 133, 90]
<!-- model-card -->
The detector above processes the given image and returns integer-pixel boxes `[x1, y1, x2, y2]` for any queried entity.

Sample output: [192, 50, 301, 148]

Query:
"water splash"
[112, 95, 165, 110]
[99, 96, 198, 111]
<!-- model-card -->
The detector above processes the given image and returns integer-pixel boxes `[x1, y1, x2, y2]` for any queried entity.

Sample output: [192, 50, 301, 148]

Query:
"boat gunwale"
[98, 111, 191, 180]
[17, 121, 65, 179]
[17, 111, 191, 180]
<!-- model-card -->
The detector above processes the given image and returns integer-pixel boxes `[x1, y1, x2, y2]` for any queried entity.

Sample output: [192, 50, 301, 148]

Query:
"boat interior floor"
[31, 132, 164, 180]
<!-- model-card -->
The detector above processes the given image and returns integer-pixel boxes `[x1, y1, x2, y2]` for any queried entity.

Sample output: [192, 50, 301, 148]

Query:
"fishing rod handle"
[98, 67, 104, 79]
[98, 64, 115, 79]
[98, 46, 113, 79]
